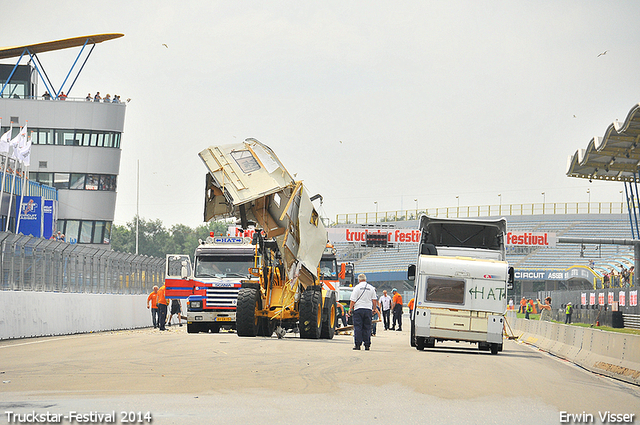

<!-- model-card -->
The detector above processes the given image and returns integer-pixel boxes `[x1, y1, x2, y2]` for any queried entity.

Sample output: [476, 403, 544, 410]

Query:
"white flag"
[0, 129, 10, 154]
[9, 123, 26, 160]
[17, 136, 31, 167]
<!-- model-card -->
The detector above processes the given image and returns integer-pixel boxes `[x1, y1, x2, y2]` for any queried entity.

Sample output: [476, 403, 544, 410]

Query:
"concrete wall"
[0, 291, 151, 340]
[507, 312, 640, 386]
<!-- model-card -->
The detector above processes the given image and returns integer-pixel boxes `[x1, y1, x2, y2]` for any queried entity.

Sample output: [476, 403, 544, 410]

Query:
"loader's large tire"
[320, 292, 337, 339]
[236, 287, 259, 337]
[299, 287, 322, 339]
[257, 317, 275, 337]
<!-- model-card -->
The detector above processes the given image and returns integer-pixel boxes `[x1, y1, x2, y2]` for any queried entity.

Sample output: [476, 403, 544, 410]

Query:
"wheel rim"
[329, 304, 336, 328]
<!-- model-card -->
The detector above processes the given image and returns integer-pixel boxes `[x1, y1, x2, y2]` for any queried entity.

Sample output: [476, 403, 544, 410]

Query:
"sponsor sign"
[619, 291, 626, 307]
[506, 232, 556, 247]
[581, 293, 587, 306]
[598, 293, 605, 305]
[608, 292, 614, 304]
[590, 293, 596, 305]
[326, 227, 420, 244]
[514, 266, 595, 281]
[631, 290, 638, 307]
[16, 196, 41, 237]
[43, 199, 56, 240]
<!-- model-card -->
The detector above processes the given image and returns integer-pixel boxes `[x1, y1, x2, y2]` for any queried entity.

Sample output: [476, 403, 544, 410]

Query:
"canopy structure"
[0, 33, 124, 99]
[566, 103, 640, 183]
[567, 102, 640, 243]
[0, 34, 123, 60]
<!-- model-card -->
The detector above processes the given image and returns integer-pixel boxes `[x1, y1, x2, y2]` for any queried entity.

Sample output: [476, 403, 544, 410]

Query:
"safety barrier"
[509, 316, 640, 386]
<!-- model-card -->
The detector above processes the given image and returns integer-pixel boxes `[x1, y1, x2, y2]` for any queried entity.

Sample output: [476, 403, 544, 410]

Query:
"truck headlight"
[189, 300, 202, 309]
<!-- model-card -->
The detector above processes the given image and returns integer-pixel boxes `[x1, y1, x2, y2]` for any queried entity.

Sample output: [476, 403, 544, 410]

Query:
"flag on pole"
[9, 123, 27, 159]
[19, 136, 32, 167]
[0, 128, 10, 154]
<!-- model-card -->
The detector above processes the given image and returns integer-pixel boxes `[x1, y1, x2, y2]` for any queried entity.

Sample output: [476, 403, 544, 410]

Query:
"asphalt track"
[1, 321, 639, 425]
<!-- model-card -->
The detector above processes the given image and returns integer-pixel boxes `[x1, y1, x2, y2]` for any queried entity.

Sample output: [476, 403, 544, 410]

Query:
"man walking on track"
[156, 284, 168, 331]
[378, 290, 392, 330]
[391, 288, 403, 331]
[349, 273, 379, 351]
[146, 285, 159, 328]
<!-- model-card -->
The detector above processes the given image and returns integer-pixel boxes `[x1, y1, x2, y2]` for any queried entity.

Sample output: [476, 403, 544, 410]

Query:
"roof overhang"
[566, 103, 640, 182]
[0, 34, 124, 60]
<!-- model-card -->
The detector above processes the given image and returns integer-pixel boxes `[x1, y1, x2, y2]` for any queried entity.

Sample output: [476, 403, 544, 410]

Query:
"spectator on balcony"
[85, 93, 93, 101]
[58, 91, 67, 101]
[42, 91, 51, 100]
[94, 92, 101, 102]
[104, 94, 111, 103]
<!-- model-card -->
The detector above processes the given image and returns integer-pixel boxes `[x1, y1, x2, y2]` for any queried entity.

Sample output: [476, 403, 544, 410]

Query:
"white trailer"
[408, 216, 514, 354]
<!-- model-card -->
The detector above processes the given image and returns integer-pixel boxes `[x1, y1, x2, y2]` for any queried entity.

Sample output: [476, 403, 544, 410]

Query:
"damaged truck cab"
[408, 215, 514, 354]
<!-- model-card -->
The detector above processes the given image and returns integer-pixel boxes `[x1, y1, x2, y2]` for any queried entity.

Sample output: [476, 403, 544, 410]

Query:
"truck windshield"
[319, 258, 337, 280]
[195, 255, 253, 278]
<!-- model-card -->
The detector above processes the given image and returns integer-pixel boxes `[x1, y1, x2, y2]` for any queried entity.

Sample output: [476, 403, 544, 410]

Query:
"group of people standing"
[146, 285, 182, 331]
[348, 274, 412, 350]
[86, 92, 122, 103]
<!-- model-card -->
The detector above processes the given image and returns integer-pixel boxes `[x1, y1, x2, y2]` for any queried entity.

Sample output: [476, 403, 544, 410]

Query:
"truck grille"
[206, 287, 239, 309]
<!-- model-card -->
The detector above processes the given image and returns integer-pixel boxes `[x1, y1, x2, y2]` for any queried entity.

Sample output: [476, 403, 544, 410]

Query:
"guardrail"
[0, 231, 163, 294]
[336, 202, 626, 224]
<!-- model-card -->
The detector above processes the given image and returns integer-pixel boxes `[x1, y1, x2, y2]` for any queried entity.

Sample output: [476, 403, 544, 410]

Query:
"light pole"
[587, 188, 591, 203]
[541, 192, 545, 214]
[374, 201, 378, 216]
[414, 198, 418, 212]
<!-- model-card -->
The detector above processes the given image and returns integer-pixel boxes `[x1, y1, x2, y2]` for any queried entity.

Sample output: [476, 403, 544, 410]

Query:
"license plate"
[215, 317, 232, 322]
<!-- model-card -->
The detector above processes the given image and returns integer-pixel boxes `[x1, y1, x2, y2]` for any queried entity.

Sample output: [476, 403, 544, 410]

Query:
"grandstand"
[330, 211, 634, 293]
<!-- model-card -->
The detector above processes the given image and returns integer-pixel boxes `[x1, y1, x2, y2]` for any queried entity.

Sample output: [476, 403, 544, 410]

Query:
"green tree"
[111, 216, 234, 259]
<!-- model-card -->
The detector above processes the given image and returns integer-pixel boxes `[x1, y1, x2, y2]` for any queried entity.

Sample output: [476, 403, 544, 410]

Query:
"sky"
[3, 1, 640, 228]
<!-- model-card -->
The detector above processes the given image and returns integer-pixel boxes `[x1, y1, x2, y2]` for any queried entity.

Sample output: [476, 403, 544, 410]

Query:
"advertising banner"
[506, 232, 556, 247]
[43, 199, 56, 240]
[16, 196, 41, 237]
[619, 291, 626, 307]
[326, 227, 420, 244]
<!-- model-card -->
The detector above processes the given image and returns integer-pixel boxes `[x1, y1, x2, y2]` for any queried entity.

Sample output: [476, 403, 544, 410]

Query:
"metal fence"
[0, 232, 164, 294]
[336, 202, 626, 224]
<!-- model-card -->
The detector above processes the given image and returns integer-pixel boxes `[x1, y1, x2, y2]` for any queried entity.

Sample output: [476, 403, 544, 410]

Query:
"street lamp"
[414, 198, 418, 210]
[587, 188, 591, 203]
[374, 201, 378, 214]
[541, 192, 545, 214]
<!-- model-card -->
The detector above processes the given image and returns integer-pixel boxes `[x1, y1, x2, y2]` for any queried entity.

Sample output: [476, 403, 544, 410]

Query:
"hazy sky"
[3, 1, 640, 228]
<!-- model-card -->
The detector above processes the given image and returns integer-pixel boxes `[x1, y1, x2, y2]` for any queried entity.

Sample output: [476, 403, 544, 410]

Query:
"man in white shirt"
[378, 290, 392, 330]
[349, 273, 379, 350]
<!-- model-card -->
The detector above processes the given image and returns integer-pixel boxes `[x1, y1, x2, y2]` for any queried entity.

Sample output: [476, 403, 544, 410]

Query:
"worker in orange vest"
[391, 289, 403, 331]
[519, 297, 527, 314]
[156, 284, 168, 331]
[146, 285, 159, 328]
[408, 297, 415, 317]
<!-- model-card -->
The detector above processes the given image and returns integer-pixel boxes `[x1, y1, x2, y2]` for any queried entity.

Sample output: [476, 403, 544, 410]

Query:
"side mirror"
[507, 267, 514, 290]
[407, 264, 416, 282]
[339, 263, 346, 280]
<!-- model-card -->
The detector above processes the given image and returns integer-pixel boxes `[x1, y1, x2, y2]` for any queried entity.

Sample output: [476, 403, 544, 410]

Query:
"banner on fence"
[16, 196, 41, 237]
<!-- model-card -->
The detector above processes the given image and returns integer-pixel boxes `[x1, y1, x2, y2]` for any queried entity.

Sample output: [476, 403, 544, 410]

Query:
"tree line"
[110, 216, 230, 259]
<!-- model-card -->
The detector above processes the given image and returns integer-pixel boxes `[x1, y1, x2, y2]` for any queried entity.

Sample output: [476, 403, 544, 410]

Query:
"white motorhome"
[408, 216, 514, 355]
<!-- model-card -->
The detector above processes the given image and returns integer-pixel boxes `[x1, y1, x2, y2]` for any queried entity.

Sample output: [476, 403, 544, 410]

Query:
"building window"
[69, 173, 85, 190]
[0, 127, 122, 149]
[85, 174, 99, 190]
[53, 173, 69, 189]
[57, 219, 112, 244]
[39, 161, 47, 169]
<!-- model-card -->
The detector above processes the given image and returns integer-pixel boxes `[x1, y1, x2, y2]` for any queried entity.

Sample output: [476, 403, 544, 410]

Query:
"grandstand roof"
[566, 103, 640, 182]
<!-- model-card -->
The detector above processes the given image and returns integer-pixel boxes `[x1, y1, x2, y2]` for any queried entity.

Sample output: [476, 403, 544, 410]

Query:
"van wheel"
[425, 338, 435, 348]
[410, 320, 416, 347]
[490, 344, 499, 355]
[416, 337, 425, 351]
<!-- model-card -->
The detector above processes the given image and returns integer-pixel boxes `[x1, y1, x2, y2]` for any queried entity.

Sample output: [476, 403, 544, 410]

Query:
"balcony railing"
[335, 202, 626, 225]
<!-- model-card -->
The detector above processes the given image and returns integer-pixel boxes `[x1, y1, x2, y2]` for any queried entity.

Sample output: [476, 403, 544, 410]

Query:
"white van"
[408, 216, 514, 355]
